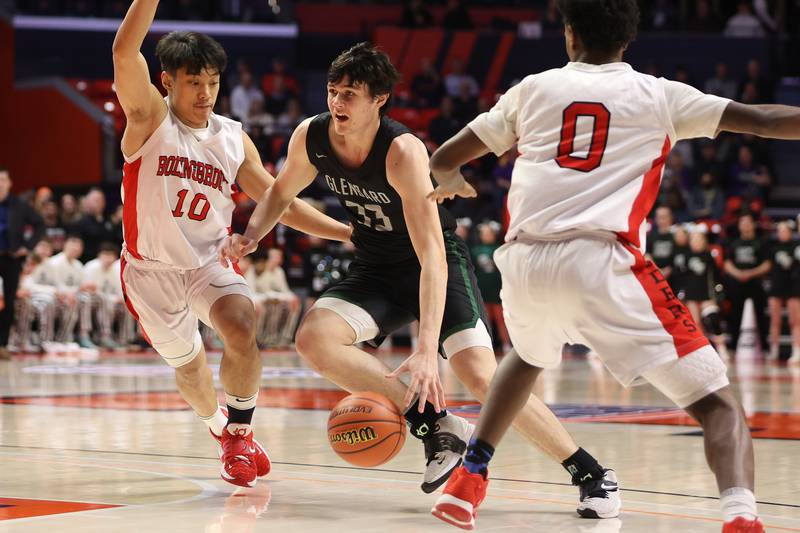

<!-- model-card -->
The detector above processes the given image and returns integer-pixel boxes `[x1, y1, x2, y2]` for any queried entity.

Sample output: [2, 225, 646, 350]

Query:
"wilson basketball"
[327, 392, 407, 467]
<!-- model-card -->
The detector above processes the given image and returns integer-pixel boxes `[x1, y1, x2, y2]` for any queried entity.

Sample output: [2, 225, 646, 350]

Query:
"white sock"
[199, 406, 228, 437]
[720, 487, 758, 522]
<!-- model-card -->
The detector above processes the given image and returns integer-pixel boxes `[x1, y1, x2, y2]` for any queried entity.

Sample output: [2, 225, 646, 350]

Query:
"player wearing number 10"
[112, 0, 351, 488]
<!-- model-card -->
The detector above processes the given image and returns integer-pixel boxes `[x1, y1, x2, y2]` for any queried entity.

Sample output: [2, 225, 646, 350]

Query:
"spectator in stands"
[724, 0, 766, 37]
[444, 58, 479, 99]
[655, 164, 687, 220]
[687, 171, 726, 221]
[230, 69, 264, 122]
[0, 168, 44, 360]
[276, 98, 307, 136]
[40, 200, 67, 252]
[471, 221, 510, 352]
[704, 62, 738, 100]
[739, 59, 773, 103]
[489, 149, 514, 218]
[452, 79, 479, 124]
[442, 0, 473, 30]
[646, 0, 678, 31]
[263, 74, 292, 117]
[664, 151, 693, 190]
[246, 248, 301, 347]
[38, 235, 89, 346]
[410, 57, 444, 109]
[428, 96, 461, 147]
[216, 95, 233, 119]
[685, 0, 721, 32]
[81, 242, 127, 349]
[12, 253, 56, 353]
[59, 194, 81, 227]
[766, 221, 800, 363]
[724, 213, 771, 356]
[262, 57, 299, 98]
[33, 186, 53, 214]
[245, 98, 275, 135]
[646, 206, 676, 276]
[694, 139, 724, 180]
[400, 0, 434, 28]
[729, 144, 771, 200]
[71, 188, 116, 263]
[110, 204, 124, 245]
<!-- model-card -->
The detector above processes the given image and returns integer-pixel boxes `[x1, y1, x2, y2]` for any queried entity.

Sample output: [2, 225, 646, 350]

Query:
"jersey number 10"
[171, 189, 210, 221]
[556, 102, 610, 173]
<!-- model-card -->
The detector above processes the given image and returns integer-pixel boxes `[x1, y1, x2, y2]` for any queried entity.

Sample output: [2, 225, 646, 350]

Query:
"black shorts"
[318, 232, 492, 357]
[768, 277, 800, 299]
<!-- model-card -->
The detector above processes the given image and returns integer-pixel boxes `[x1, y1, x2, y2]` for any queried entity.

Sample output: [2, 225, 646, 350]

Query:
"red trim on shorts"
[618, 239, 710, 357]
[119, 256, 152, 346]
[122, 157, 143, 260]
[618, 136, 671, 248]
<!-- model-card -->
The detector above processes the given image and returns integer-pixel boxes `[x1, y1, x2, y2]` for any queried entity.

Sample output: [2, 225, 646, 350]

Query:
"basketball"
[327, 392, 406, 467]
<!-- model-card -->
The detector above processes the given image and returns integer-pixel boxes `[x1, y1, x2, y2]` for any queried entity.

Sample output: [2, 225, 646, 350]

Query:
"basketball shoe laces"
[223, 428, 256, 471]
[579, 471, 618, 501]
[424, 423, 467, 466]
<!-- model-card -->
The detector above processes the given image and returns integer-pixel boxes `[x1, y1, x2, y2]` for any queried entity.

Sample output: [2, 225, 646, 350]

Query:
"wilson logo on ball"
[329, 426, 378, 446]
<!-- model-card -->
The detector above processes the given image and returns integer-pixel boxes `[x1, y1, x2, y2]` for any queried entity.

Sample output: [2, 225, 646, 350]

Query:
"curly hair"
[328, 42, 401, 115]
[557, 0, 640, 54]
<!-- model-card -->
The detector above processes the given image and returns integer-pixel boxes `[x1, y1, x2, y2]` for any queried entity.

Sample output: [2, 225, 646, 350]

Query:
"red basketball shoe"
[211, 409, 271, 478]
[431, 466, 489, 530]
[219, 426, 261, 487]
[722, 517, 765, 533]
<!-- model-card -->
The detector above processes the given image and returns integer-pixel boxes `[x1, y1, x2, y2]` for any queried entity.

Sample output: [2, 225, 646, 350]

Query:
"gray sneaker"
[577, 469, 621, 519]
[421, 414, 474, 493]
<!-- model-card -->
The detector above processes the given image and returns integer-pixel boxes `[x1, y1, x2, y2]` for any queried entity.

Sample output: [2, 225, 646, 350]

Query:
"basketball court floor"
[0, 348, 798, 532]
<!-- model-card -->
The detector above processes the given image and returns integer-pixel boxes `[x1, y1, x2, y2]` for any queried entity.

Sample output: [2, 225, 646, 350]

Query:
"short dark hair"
[155, 31, 227, 76]
[328, 42, 400, 115]
[557, 0, 640, 55]
[98, 242, 120, 255]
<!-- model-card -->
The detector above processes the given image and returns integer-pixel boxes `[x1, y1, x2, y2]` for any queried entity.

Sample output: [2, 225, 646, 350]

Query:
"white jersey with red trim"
[121, 105, 244, 269]
[468, 61, 730, 249]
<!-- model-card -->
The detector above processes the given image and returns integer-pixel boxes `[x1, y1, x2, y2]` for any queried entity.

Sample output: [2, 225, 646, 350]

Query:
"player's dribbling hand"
[427, 174, 478, 204]
[385, 350, 446, 414]
[218, 233, 257, 267]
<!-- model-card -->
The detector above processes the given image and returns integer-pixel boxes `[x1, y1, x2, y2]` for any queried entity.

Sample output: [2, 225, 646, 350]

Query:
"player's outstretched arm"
[718, 101, 800, 139]
[237, 130, 351, 242]
[112, 0, 168, 152]
[385, 135, 447, 413]
[428, 127, 490, 203]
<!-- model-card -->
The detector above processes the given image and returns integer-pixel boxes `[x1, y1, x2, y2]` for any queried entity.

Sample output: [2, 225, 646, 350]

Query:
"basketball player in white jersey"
[429, 1, 800, 531]
[112, 0, 351, 488]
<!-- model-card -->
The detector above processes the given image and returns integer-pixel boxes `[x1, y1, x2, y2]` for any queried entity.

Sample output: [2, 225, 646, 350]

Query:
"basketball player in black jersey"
[220, 43, 619, 515]
[767, 221, 800, 362]
[684, 231, 729, 361]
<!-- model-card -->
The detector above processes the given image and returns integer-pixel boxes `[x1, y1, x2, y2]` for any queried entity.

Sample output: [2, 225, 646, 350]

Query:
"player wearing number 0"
[221, 43, 620, 516]
[112, 0, 351, 488]
[429, 1, 800, 531]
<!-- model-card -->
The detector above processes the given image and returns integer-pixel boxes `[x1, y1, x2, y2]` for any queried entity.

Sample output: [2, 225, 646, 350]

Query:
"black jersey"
[683, 250, 718, 301]
[726, 237, 769, 271]
[669, 245, 690, 293]
[646, 230, 675, 269]
[306, 113, 457, 264]
[769, 240, 800, 293]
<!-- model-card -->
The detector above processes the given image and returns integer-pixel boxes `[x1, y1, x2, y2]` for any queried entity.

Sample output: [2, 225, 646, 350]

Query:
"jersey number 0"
[555, 102, 610, 173]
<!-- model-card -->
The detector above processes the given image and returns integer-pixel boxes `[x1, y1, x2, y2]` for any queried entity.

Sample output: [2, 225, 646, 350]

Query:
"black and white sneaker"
[577, 469, 621, 518]
[420, 414, 474, 493]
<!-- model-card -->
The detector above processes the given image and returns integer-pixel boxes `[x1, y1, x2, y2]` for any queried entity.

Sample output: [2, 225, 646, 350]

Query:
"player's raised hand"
[385, 350, 446, 414]
[218, 233, 257, 267]
[427, 174, 477, 204]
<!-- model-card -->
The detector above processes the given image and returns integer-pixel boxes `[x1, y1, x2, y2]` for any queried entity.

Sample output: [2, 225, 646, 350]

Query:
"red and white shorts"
[120, 252, 253, 367]
[495, 235, 729, 407]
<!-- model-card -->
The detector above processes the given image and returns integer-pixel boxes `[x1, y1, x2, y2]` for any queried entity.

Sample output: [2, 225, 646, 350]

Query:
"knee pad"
[701, 306, 722, 336]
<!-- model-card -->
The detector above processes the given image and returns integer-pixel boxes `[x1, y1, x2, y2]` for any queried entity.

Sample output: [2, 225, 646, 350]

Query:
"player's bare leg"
[767, 297, 784, 361]
[449, 347, 576, 462]
[210, 294, 270, 487]
[296, 309, 409, 405]
[789, 298, 800, 363]
[174, 346, 217, 417]
[684, 387, 754, 491]
[296, 307, 474, 492]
